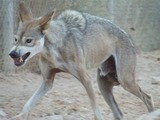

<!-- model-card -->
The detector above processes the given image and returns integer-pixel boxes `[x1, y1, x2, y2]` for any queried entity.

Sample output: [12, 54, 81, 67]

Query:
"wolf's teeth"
[19, 57, 23, 62]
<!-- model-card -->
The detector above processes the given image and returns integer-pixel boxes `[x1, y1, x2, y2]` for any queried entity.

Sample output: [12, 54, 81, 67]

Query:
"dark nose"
[9, 51, 19, 58]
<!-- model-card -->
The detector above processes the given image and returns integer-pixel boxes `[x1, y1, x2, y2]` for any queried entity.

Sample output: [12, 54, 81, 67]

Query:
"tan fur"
[19, 2, 32, 22]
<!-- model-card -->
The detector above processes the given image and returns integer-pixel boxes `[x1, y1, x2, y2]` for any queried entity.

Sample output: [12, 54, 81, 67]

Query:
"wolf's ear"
[38, 9, 56, 30]
[27, 9, 56, 30]
[19, 1, 33, 22]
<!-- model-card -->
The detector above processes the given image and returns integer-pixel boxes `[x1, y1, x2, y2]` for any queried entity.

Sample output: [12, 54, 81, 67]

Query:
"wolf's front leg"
[23, 59, 57, 113]
[10, 77, 55, 120]
[10, 76, 55, 120]
[22, 64, 59, 119]
[23, 80, 54, 113]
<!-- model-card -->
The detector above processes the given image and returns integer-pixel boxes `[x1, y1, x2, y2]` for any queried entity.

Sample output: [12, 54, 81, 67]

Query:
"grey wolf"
[9, 2, 154, 120]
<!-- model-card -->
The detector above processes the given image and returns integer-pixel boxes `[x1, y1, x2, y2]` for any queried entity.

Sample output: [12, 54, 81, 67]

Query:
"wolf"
[9, 2, 154, 120]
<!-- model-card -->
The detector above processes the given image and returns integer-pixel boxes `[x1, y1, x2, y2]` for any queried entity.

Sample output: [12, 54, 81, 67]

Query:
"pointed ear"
[19, 1, 32, 22]
[27, 9, 56, 30]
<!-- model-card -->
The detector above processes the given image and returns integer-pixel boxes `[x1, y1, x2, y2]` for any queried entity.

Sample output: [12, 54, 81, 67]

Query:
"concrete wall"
[21, 0, 160, 51]
[0, 0, 160, 72]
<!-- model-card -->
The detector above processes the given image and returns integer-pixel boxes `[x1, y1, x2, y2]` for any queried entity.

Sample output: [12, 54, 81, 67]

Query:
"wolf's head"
[9, 2, 55, 67]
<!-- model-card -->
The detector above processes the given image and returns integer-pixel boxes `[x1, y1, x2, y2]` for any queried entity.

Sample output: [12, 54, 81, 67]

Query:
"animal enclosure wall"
[0, 0, 160, 73]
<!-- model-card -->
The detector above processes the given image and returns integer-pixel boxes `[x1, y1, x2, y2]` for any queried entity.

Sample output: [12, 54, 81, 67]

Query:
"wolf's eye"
[26, 38, 32, 43]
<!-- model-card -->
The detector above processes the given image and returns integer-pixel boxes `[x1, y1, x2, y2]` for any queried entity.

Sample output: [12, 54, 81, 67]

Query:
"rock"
[39, 115, 64, 120]
[0, 108, 6, 118]
[137, 76, 143, 81]
[63, 115, 75, 120]
[79, 107, 88, 112]
[151, 76, 160, 85]
[50, 115, 64, 120]
[157, 58, 160, 61]
[137, 109, 160, 120]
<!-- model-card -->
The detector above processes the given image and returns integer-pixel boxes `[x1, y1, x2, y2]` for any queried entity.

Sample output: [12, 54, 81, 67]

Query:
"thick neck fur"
[43, 20, 67, 44]
[40, 20, 67, 68]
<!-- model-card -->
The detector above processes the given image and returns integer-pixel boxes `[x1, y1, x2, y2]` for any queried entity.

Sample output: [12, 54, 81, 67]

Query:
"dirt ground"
[0, 50, 160, 120]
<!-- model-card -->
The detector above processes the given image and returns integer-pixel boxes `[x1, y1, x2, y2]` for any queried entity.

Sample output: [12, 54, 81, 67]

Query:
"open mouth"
[13, 52, 30, 66]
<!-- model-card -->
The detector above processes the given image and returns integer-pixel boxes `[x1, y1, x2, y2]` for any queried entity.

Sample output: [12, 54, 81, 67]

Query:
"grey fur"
[9, 6, 154, 120]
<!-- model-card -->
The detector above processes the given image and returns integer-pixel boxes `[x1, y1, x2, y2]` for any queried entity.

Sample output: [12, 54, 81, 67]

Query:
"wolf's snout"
[9, 50, 31, 66]
[9, 51, 20, 58]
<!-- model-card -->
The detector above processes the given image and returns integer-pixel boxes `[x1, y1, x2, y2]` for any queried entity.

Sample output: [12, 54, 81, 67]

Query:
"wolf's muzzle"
[9, 51, 30, 66]
[9, 51, 20, 58]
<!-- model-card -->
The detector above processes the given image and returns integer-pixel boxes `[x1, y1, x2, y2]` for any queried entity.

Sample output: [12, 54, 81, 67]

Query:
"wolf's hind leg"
[72, 66, 104, 120]
[97, 69, 123, 120]
[115, 51, 154, 112]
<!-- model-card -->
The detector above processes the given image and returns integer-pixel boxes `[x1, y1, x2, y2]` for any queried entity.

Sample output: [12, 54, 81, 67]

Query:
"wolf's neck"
[43, 20, 67, 44]
[40, 20, 66, 68]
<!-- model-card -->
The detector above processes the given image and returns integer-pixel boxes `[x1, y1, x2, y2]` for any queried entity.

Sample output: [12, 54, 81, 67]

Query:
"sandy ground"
[0, 50, 160, 120]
